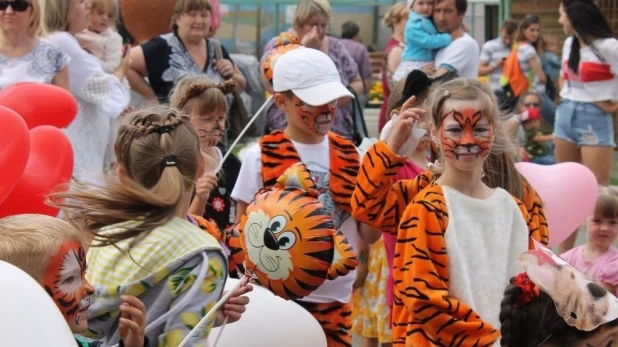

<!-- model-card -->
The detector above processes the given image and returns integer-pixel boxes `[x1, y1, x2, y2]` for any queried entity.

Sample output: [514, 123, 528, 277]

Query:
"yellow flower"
[181, 312, 201, 329]
[162, 330, 185, 347]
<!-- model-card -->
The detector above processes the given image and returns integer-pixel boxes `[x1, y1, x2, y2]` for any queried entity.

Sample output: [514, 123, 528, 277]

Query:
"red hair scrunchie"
[514, 272, 540, 308]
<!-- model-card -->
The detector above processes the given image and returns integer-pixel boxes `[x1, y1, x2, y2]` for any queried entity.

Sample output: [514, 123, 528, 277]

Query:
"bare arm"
[348, 74, 364, 96]
[529, 57, 547, 84]
[386, 46, 403, 78]
[51, 66, 70, 90]
[533, 134, 554, 142]
[236, 200, 248, 223]
[188, 196, 207, 216]
[478, 60, 503, 76]
[358, 222, 381, 244]
[231, 65, 247, 93]
[127, 46, 158, 100]
[352, 239, 369, 290]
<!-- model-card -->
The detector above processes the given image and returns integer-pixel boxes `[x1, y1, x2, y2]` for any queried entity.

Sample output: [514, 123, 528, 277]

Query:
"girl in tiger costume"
[232, 47, 380, 347]
[352, 78, 547, 346]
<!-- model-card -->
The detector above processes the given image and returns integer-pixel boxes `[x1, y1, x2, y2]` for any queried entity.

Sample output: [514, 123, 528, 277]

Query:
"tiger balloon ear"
[225, 223, 247, 275]
[326, 231, 359, 280]
[276, 162, 319, 197]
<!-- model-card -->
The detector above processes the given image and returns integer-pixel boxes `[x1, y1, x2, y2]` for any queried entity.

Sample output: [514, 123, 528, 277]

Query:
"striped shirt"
[480, 37, 511, 92]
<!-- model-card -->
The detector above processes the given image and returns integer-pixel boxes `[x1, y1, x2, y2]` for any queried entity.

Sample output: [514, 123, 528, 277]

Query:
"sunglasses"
[524, 102, 540, 108]
[0, 0, 31, 12]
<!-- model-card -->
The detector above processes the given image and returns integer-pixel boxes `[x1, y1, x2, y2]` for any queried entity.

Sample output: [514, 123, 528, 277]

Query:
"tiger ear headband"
[518, 239, 618, 331]
[176, 79, 237, 110]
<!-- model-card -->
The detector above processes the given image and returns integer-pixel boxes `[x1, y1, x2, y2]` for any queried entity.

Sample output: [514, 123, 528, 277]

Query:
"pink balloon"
[516, 162, 598, 247]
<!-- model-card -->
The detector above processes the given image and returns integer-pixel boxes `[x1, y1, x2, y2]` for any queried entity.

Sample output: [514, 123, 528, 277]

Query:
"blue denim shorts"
[554, 100, 615, 147]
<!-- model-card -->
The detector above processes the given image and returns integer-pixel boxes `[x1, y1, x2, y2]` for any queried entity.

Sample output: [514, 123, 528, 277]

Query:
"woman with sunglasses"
[0, 0, 69, 89]
[555, 0, 618, 253]
[42, 0, 130, 184]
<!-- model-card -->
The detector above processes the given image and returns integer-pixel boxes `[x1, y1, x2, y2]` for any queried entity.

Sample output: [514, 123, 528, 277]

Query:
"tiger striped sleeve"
[393, 185, 499, 347]
[351, 141, 432, 235]
[521, 180, 549, 245]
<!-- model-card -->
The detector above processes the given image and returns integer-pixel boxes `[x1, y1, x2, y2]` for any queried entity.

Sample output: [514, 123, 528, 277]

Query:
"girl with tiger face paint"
[43, 240, 94, 333]
[438, 106, 493, 164]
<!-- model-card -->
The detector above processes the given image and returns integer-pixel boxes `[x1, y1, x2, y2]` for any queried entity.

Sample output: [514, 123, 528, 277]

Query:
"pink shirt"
[561, 245, 618, 296]
[384, 160, 426, 307]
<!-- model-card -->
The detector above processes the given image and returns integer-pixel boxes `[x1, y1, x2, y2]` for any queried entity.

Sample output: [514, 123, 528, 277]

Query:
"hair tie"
[162, 154, 178, 168]
[513, 272, 540, 308]
[443, 90, 451, 98]
[156, 125, 175, 135]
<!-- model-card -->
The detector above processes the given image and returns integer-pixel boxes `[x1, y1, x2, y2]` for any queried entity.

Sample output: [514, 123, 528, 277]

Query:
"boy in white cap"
[231, 47, 379, 347]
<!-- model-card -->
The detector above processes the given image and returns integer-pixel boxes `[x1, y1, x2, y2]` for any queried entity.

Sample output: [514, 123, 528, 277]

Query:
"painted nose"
[263, 229, 279, 250]
[461, 129, 476, 145]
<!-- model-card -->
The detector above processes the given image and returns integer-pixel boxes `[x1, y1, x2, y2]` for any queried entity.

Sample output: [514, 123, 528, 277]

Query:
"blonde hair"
[593, 186, 618, 219]
[293, 0, 332, 30]
[383, 2, 409, 30]
[89, 0, 119, 24]
[169, 76, 236, 117]
[0, 214, 88, 281]
[25, 0, 44, 37]
[42, 0, 75, 33]
[426, 78, 525, 198]
[52, 106, 202, 247]
[171, 0, 212, 30]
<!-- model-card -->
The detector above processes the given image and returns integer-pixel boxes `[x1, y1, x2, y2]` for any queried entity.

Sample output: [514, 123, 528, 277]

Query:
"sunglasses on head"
[0, 0, 31, 12]
[524, 102, 540, 108]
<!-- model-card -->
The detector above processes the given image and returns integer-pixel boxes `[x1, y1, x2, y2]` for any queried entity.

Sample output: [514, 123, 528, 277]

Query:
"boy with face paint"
[0, 214, 148, 347]
[231, 47, 381, 347]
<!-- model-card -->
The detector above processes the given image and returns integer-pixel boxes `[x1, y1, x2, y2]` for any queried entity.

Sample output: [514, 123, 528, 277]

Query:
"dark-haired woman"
[555, 0, 618, 253]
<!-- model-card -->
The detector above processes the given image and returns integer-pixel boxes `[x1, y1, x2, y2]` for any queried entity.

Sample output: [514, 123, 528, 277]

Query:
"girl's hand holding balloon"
[215, 284, 253, 326]
[195, 172, 218, 201]
[119, 295, 147, 347]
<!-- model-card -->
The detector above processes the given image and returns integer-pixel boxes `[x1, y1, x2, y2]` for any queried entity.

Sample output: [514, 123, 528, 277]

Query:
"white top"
[231, 137, 359, 304]
[46, 32, 130, 184]
[442, 186, 528, 330]
[560, 36, 618, 102]
[517, 43, 545, 93]
[480, 37, 511, 92]
[435, 33, 480, 79]
[0, 39, 70, 89]
[75, 28, 124, 74]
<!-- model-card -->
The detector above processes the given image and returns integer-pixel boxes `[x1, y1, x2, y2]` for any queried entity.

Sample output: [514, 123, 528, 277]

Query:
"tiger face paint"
[191, 112, 226, 148]
[294, 98, 337, 136]
[439, 108, 493, 161]
[42, 241, 94, 333]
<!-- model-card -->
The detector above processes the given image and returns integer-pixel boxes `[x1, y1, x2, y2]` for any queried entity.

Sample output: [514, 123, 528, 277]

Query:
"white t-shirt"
[560, 36, 618, 102]
[435, 33, 480, 78]
[231, 137, 359, 304]
[480, 37, 511, 92]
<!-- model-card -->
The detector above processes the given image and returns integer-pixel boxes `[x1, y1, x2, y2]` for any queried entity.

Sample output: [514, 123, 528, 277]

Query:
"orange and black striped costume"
[351, 141, 549, 346]
[259, 130, 360, 347]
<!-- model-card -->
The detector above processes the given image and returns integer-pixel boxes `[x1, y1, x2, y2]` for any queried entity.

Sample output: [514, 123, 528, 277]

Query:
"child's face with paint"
[190, 110, 226, 148]
[284, 94, 337, 136]
[433, 99, 493, 172]
[41, 240, 94, 333]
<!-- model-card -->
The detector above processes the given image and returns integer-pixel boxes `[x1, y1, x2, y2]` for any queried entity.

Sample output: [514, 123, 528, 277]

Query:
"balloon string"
[211, 315, 229, 347]
[215, 96, 273, 174]
[176, 272, 254, 347]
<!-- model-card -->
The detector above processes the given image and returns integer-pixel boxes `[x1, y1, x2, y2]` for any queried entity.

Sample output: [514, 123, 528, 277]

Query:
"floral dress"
[0, 39, 69, 88]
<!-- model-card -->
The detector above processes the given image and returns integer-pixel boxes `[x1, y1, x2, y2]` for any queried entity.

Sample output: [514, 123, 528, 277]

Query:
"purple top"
[340, 38, 372, 91]
[561, 245, 618, 296]
[260, 34, 360, 139]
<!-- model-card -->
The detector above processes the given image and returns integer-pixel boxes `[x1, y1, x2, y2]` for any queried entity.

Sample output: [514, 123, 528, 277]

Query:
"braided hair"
[169, 75, 236, 115]
[52, 105, 202, 247]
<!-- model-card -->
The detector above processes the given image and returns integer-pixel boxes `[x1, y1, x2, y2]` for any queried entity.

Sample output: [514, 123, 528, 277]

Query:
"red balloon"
[0, 106, 30, 205]
[0, 126, 74, 217]
[0, 82, 78, 129]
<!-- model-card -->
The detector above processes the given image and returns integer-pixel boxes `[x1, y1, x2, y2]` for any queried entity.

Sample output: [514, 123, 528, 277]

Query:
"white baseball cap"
[273, 47, 354, 106]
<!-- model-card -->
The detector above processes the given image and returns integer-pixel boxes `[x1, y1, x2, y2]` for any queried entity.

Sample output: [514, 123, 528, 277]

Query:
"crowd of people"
[0, 0, 618, 346]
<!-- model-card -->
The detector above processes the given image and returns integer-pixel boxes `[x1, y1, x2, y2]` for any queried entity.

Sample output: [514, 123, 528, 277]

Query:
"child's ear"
[388, 108, 399, 121]
[429, 123, 439, 145]
[116, 165, 128, 182]
[274, 93, 290, 111]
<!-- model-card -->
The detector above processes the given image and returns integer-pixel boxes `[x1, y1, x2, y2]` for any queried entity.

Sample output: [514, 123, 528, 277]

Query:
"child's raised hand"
[382, 96, 426, 156]
[196, 172, 218, 201]
[118, 295, 146, 347]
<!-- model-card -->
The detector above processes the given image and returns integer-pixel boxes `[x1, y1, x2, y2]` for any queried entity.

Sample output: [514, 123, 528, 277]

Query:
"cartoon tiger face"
[519, 240, 618, 331]
[239, 163, 358, 300]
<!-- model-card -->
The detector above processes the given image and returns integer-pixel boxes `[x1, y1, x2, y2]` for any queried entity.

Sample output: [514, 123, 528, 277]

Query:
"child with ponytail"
[55, 106, 250, 346]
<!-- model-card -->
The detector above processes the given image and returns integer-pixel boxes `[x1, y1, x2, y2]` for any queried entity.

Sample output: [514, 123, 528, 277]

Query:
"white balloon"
[207, 278, 327, 347]
[0, 260, 75, 346]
